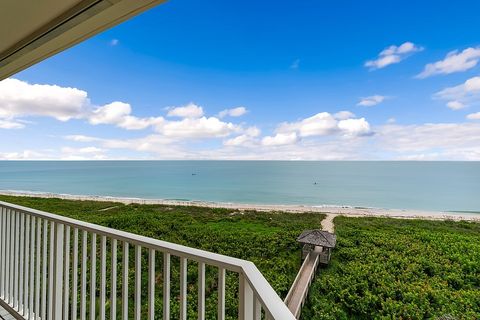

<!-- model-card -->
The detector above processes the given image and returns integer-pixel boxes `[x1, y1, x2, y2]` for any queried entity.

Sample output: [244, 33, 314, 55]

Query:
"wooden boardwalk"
[285, 214, 336, 318]
[284, 247, 322, 318]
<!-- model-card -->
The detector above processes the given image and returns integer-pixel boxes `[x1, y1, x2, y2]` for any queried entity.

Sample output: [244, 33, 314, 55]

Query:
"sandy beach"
[1, 190, 479, 222]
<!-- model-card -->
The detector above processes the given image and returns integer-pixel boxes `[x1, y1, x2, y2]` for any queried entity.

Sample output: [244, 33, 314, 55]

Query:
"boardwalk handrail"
[284, 249, 321, 319]
[0, 200, 295, 320]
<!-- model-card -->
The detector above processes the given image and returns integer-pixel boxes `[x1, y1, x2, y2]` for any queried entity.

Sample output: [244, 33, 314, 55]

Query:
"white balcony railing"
[0, 200, 295, 320]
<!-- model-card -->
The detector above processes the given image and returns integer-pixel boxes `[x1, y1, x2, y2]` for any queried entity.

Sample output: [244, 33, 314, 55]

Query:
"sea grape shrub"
[303, 217, 480, 319]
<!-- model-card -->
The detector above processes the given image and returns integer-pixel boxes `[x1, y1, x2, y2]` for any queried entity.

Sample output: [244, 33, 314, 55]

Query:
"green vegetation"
[303, 216, 480, 320]
[2, 195, 479, 319]
[0, 195, 323, 319]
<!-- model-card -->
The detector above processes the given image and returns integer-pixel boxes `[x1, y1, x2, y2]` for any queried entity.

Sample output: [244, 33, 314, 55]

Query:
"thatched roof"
[297, 229, 336, 248]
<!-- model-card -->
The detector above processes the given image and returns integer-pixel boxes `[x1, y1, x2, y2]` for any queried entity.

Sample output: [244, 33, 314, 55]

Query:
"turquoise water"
[0, 161, 479, 212]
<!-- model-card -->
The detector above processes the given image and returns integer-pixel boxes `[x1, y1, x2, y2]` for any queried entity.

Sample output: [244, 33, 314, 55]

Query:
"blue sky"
[1, 0, 480, 160]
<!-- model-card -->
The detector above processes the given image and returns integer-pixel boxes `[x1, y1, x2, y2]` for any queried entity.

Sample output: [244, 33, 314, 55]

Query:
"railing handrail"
[0, 200, 296, 320]
[284, 249, 321, 318]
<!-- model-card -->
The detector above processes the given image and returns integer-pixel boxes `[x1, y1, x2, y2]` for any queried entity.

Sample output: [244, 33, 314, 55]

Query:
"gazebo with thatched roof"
[297, 229, 336, 264]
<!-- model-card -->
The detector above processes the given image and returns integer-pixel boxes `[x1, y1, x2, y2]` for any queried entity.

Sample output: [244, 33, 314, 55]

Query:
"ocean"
[0, 161, 479, 212]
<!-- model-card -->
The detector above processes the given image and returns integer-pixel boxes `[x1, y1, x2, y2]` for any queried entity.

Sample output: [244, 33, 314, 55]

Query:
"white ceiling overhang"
[0, 0, 167, 80]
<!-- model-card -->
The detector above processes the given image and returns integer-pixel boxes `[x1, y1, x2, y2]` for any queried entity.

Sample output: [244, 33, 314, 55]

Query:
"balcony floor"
[0, 305, 16, 320]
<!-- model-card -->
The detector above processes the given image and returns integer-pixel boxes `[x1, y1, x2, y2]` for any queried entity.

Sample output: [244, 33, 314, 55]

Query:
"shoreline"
[0, 190, 479, 222]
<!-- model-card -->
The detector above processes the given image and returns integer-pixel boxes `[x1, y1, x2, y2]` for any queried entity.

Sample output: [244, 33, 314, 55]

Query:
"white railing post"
[23, 214, 31, 316]
[41, 219, 48, 319]
[29, 216, 35, 319]
[9, 210, 14, 305]
[3, 209, 12, 303]
[90, 233, 97, 320]
[35, 218, 42, 318]
[0, 207, 4, 300]
[14, 211, 20, 310]
[100, 235, 107, 320]
[18, 211, 24, 312]
[122, 242, 129, 320]
[134, 245, 141, 320]
[218, 267, 225, 320]
[110, 239, 117, 320]
[48, 221, 55, 320]
[163, 252, 170, 320]
[80, 231, 87, 320]
[63, 225, 71, 319]
[53, 223, 64, 320]
[179, 257, 187, 320]
[148, 249, 155, 320]
[253, 297, 262, 320]
[239, 273, 254, 320]
[72, 228, 79, 320]
[198, 262, 205, 320]
[9, 210, 18, 305]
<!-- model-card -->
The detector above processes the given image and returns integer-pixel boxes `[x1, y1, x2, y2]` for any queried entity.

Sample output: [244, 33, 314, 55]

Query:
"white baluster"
[48, 221, 55, 320]
[122, 242, 129, 320]
[134, 245, 141, 320]
[41, 220, 48, 319]
[218, 267, 225, 320]
[80, 231, 87, 320]
[179, 257, 187, 320]
[148, 249, 155, 320]
[239, 273, 254, 320]
[63, 225, 71, 319]
[163, 252, 170, 320]
[53, 223, 64, 320]
[198, 262, 205, 320]
[110, 239, 117, 320]
[90, 233, 97, 320]
[23, 214, 30, 316]
[72, 228, 79, 319]
[100, 235, 107, 320]
[29, 216, 35, 319]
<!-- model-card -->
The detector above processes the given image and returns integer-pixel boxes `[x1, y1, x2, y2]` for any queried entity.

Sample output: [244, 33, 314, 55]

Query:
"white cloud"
[467, 112, 480, 120]
[338, 118, 372, 137]
[110, 39, 119, 46]
[376, 122, 480, 160]
[64, 135, 101, 142]
[224, 135, 254, 147]
[276, 111, 372, 139]
[167, 103, 204, 118]
[156, 116, 239, 139]
[417, 47, 480, 78]
[0, 119, 24, 129]
[60, 146, 107, 160]
[0, 78, 89, 122]
[387, 118, 396, 124]
[434, 76, 480, 110]
[89, 102, 163, 130]
[334, 111, 355, 120]
[365, 42, 423, 70]
[0, 79, 163, 130]
[357, 95, 386, 107]
[0, 150, 47, 160]
[0, 79, 245, 141]
[218, 106, 248, 118]
[45, 122, 480, 160]
[223, 126, 261, 147]
[261, 132, 299, 146]
[277, 112, 338, 137]
[446, 101, 465, 110]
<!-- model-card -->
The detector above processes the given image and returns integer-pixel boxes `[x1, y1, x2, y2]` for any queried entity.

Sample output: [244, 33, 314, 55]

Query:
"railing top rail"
[0, 200, 296, 319]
